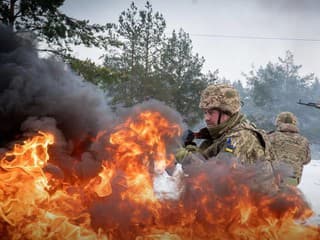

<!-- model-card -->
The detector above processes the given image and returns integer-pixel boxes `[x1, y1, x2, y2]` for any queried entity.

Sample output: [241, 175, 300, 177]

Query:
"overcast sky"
[61, 0, 320, 82]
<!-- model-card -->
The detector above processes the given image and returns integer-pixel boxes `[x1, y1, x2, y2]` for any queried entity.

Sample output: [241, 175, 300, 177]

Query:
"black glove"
[194, 127, 211, 139]
[182, 129, 196, 147]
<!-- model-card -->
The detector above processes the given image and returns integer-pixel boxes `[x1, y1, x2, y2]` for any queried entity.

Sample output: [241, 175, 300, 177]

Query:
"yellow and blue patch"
[225, 137, 236, 153]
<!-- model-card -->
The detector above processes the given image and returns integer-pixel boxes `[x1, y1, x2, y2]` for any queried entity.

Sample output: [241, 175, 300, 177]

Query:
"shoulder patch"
[225, 137, 236, 153]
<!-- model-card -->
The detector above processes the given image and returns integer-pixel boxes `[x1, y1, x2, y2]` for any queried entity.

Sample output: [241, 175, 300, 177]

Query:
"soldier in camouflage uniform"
[176, 84, 276, 176]
[269, 112, 311, 186]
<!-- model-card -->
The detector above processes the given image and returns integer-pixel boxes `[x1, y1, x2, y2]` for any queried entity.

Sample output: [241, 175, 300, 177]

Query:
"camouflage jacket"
[269, 123, 311, 185]
[199, 114, 276, 165]
[175, 113, 278, 192]
[194, 113, 278, 192]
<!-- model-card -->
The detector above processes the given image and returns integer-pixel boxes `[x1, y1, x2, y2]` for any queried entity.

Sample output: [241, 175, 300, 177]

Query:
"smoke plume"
[0, 24, 114, 144]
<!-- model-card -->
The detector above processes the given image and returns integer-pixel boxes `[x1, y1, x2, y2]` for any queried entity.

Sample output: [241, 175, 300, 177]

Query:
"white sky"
[61, 0, 320, 82]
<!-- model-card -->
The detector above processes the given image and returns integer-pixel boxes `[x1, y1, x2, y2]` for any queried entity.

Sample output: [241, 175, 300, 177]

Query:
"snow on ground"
[298, 160, 320, 216]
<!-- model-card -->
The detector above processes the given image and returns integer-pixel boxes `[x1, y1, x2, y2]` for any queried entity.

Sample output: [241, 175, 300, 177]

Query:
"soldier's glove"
[182, 129, 196, 147]
[175, 145, 199, 164]
[194, 127, 211, 139]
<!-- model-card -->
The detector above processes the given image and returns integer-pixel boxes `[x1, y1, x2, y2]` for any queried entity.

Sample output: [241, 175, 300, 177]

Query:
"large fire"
[0, 110, 319, 240]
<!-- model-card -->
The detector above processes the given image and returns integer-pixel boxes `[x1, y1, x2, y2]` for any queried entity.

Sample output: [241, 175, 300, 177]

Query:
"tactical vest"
[269, 127, 310, 185]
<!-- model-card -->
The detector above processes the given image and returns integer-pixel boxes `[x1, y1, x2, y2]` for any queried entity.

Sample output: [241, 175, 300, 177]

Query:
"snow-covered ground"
[298, 160, 320, 216]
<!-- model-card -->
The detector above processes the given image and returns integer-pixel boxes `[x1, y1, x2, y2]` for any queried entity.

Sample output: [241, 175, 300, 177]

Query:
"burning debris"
[0, 25, 320, 239]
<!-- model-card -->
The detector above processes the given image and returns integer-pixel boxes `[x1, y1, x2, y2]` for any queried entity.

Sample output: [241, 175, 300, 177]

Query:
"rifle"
[297, 99, 320, 109]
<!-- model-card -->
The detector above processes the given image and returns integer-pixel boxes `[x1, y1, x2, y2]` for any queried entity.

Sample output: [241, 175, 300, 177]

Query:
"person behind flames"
[268, 112, 311, 186]
[175, 84, 277, 178]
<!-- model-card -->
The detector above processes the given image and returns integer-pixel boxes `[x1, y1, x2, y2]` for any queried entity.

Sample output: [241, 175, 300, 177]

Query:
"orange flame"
[105, 111, 181, 205]
[0, 110, 319, 240]
[86, 164, 114, 198]
[0, 131, 107, 239]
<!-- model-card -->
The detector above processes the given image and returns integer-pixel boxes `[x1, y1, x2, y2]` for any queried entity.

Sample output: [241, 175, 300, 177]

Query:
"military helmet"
[199, 84, 241, 114]
[276, 112, 297, 126]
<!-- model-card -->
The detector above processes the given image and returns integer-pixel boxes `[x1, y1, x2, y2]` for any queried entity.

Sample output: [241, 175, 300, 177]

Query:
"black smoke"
[0, 24, 114, 145]
[0, 24, 185, 179]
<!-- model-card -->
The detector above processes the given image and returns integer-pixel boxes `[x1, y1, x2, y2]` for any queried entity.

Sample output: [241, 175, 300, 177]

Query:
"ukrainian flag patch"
[225, 137, 236, 153]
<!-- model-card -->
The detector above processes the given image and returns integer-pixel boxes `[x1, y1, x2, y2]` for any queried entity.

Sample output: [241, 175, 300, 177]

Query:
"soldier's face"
[203, 109, 230, 126]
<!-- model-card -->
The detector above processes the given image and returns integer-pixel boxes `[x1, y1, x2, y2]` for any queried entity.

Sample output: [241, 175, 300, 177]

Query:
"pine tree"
[0, 0, 110, 57]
